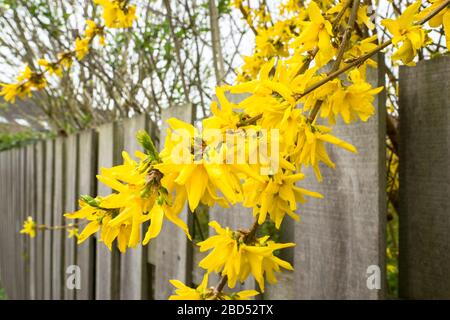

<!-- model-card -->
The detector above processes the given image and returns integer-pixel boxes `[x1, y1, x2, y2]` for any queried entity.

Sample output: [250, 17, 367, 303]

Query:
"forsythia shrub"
[13, 0, 450, 299]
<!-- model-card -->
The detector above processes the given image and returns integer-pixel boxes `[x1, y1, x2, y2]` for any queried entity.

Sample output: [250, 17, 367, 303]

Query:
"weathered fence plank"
[25, 144, 36, 299]
[35, 142, 45, 299]
[0, 152, 4, 294]
[52, 138, 65, 299]
[399, 56, 450, 299]
[95, 122, 122, 300]
[0, 152, 6, 296]
[120, 115, 150, 300]
[43, 139, 54, 299]
[63, 135, 78, 300]
[293, 57, 386, 299]
[76, 130, 97, 300]
[5, 151, 14, 298]
[17, 148, 27, 298]
[154, 104, 193, 299]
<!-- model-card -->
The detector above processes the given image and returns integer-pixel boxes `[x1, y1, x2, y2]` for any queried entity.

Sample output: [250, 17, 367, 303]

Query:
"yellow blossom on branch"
[381, 0, 431, 65]
[243, 170, 323, 228]
[169, 273, 259, 300]
[20, 216, 36, 238]
[0, 65, 46, 102]
[418, 0, 450, 49]
[94, 0, 136, 28]
[198, 221, 295, 292]
[292, 1, 335, 67]
[75, 38, 90, 61]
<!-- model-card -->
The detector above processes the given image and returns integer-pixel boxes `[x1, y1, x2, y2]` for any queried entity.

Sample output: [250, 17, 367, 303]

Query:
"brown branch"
[238, 3, 258, 35]
[297, 0, 353, 76]
[307, 0, 360, 122]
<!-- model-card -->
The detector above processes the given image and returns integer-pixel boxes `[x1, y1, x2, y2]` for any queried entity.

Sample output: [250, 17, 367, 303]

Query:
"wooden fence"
[0, 56, 449, 299]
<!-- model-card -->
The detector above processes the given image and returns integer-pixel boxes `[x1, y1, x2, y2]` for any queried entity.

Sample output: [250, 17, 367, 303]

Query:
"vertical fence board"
[293, 57, 386, 299]
[9, 150, 16, 299]
[43, 139, 54, 299]
[52, 138, 65, 299]
[4, 151, 13, 298]
[64, 135, 78, 300]
[119, 115, 149, 300]
[26, 144, 36, 299]
[76, 130, 97, 300]
[399, 56, 450, 299]
[154, 104, 193, 299]
[95, 122, 122, 300]
[35, 142, 45, 299]
[0, 152, 6, 296]
[16, 148, 25, 299]
[0, 152, 4, 295]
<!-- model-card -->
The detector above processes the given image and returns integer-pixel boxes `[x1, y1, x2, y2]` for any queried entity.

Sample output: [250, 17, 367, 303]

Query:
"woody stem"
[307, 0, 360, 123]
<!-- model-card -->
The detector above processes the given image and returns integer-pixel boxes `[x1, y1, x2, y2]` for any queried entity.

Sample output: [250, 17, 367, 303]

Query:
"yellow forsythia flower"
[418, 0, 450, 49]
[243, 170, 323, 228]
[74, 38, 90, 60]
[156, 118, 263, 212]
[0, 82, 32, 103]
[85, 20, 105, 45]
[67, 227, 79, 239]
[66, 149, 190, 252]
[1, 65, 46, 102]
[322, 69, 384, 124]
[381, 0, 430, 65]
[38, 59, 63, 77]
[94, 0, 136, 28]
[291, 123, 357, 181]
[20, 216, 36, 238]
[169, 273, 259, 300]
[292, 1, 334, 67]
[198, 221, 295, 292]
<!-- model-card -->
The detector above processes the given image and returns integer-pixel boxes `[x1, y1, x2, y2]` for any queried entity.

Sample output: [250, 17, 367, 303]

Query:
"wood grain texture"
[76, 130, 97, 300]
[26, 145, 36, 300]
[293, 56, 386, 299]
[154, 104, 193, 300]
[0, 152, 7, 297]
[63, 135, 78, 300]
[95, 122, 122, 300]
[120, 115, 149, 300]
[52, 138, 65, 299]
[399, 56, 450, 299]
[43, 139, 54, 300]
[35, 142, 45, 299]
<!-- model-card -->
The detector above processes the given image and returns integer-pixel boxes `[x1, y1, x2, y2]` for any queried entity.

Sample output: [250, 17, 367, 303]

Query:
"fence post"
[398, 56, 450, 299]
[154, 104, 194, 299]
[293, 55, 387, 299]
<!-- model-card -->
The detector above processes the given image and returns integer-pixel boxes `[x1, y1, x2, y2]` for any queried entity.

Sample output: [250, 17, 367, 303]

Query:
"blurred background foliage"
[0, 0, 248, 135]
